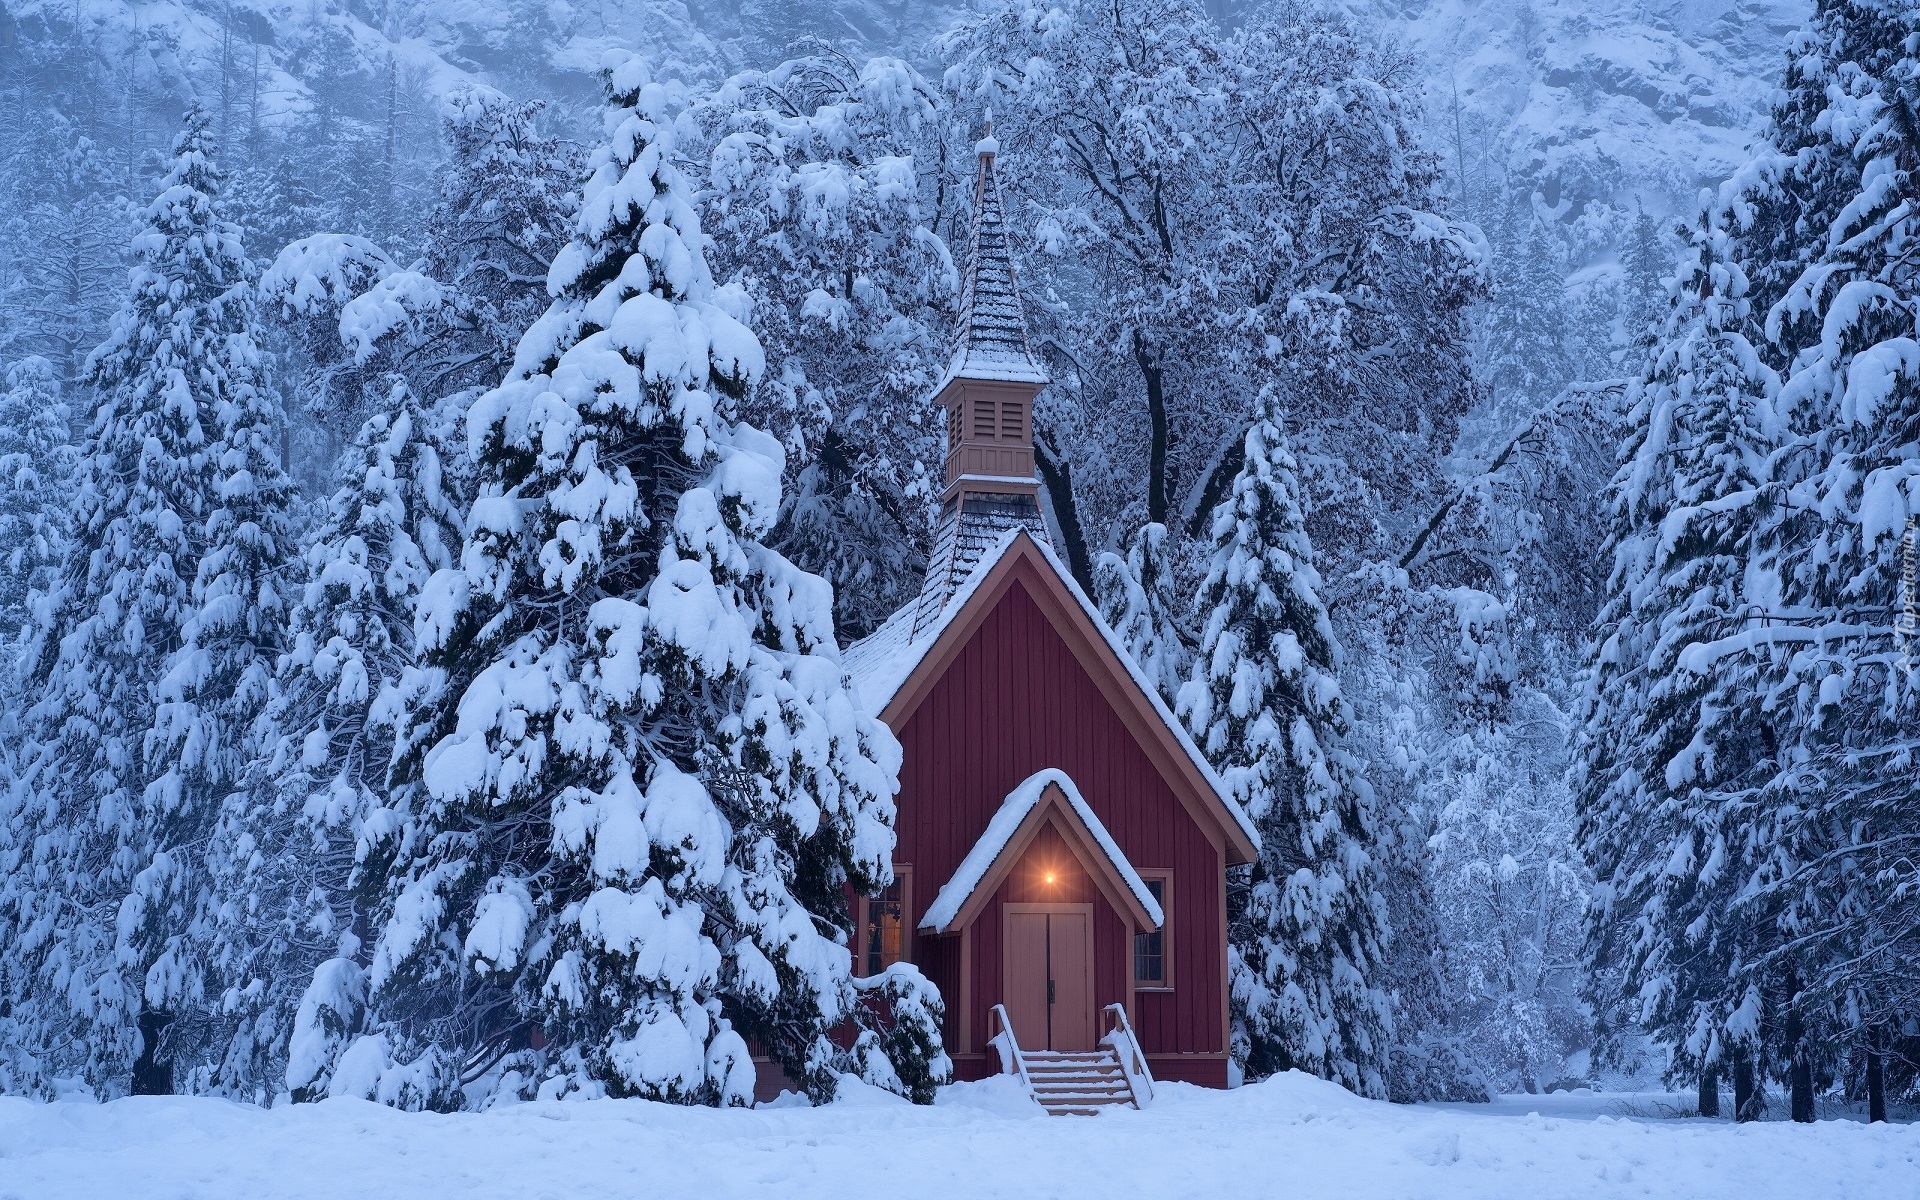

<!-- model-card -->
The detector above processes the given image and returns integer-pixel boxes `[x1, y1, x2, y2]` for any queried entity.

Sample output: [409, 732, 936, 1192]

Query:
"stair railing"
[1102, 1003, 1156, 1107]
[988, 1003, 1034, 1092]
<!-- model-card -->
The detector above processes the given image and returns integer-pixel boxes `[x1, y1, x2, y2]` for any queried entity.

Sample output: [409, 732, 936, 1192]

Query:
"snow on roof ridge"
[1020, 534, 1261, 854]
[842, 525, 1021, 714]
[843, 528, 1259, 856]
[919, 768, 1162, 933]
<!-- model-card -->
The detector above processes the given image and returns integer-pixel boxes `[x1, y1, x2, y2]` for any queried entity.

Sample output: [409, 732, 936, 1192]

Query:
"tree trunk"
[1182, 423, 1250, 539]
[1733, 1049, 1762, 1122]
[1786, 971, 1814, 1123]
[1697, 1065, 1719, 1117]
[1866, 1045, 1886, 1124]
[131, 1006, 173, 1096]
[1034, 434, 1095, 596]
[1132, 329, 1169, 526]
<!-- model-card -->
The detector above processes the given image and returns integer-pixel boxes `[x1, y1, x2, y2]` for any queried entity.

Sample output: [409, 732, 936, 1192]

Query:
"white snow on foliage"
[920, 769, 1163, 933]
[259, 234, 397, 318]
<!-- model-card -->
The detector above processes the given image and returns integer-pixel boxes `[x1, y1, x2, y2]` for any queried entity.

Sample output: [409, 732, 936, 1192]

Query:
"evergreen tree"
[0, 357, 75, 645]
[1619, 205, 1673, 357]
[244, 382, 472, 1105]
[1574, 192, 1780, 1114]
[1482, 215, 1576, 412]
[260, 85, 578, 445]
[1094, 522, 1190, 710]
[410, 86, 579, 403]
[333, 55, 939, 1108]
[1737, 0, 1920, 1119]
[1177, 386, 1392, 1097]
[0, 109, 276, 1096]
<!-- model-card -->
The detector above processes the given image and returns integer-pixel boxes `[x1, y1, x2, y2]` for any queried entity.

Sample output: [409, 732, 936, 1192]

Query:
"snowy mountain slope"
[0, 0, 963, 130]
[3, 0, 1803, 202]
[0, 0, 718, 120]
[1371, 0, 1807, 216]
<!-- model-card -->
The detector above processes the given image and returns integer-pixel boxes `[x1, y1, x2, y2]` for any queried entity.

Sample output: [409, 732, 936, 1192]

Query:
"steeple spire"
[912, 119, 1053, 632]
[943, 115, 1050, 390]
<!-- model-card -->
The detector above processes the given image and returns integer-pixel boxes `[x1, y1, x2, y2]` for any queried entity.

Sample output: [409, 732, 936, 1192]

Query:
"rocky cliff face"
[1371, 0, 1805, 217]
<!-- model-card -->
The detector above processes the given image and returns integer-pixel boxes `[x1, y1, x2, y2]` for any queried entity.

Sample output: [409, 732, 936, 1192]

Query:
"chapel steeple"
[935, 118, 1050, 502]
[913, 120, 1053, 630]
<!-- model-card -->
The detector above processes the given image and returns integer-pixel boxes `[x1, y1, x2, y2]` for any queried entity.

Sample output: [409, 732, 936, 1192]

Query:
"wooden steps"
[1022, 1049, 1136, 1115]
[989, 1003, 1156, 1116]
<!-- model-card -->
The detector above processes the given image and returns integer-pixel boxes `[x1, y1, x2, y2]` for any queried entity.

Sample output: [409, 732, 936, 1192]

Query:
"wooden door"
[1047, 908, 1094, 1051]
[1004, 911, 1050, 1052]
[1001, 905, 1095, 1051]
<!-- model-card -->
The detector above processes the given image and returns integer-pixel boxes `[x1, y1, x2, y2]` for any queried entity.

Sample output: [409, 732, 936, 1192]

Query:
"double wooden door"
[1003, 904, 1094, 1051]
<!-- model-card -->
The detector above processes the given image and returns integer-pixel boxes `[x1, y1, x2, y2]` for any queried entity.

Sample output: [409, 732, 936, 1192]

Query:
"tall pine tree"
[1575, 193, 1780, 1118]
[330, 55, 938, 1108]
[1737, 0, 1920, 1119]
[0, 109, 281, 1096]
[1095, 522, 1190, 710]
[1178, 386, 1392, 1097]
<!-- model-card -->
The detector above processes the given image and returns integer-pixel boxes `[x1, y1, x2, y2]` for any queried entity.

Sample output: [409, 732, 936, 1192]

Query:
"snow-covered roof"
[920, 769, 1163, 933]
[842, 528, 1260, 857]
[935, 131, 1049, 396]
[843, 526, 1011, 716]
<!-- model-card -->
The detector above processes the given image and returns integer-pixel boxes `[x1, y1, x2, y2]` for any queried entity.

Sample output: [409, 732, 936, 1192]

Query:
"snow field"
[0, 1072, 1910, 1200]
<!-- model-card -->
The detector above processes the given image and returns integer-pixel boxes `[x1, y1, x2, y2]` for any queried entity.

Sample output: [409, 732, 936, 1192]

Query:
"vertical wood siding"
[883, 578, 1225, 1069]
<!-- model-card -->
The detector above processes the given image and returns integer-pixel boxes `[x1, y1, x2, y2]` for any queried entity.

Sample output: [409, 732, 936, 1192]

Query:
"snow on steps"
[1022, 1051, 1136, 1116]
[990, 1003, 1156, 1116]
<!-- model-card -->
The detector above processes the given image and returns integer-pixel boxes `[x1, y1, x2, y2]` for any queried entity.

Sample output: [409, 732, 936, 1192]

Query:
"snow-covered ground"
[0, 1073, 1909, 1200]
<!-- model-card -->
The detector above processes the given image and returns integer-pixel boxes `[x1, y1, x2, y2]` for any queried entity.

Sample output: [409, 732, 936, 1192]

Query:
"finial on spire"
[976, 109, 998, 162]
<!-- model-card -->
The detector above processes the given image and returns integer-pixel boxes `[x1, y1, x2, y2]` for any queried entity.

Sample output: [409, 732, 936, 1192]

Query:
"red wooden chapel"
[840, 131, 1260, 1094]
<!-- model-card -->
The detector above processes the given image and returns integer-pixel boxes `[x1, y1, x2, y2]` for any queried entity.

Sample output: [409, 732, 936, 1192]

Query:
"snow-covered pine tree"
[0, 109, 275, 1096]
[694, 50, 954, 639]
[1177, 386, 1392, 1097]
[1574, 192, 1780, 1116]
[1620, 205, 1675, 360]
[417, 86, 580, 398]
[145, 244, 299, 1098]
[0, 357, 74, 645]
[1480, 215, 1579, 415]
[342, 54, 937, 1108]
[1094, 522, 1190, 710]
[1735, 0, 1920, 1119]
[246, 382, 473, 1105]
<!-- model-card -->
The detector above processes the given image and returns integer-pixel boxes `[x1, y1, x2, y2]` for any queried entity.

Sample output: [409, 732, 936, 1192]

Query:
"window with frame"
[1133, 873, 1171, 988]
[860, 867, 911, 977]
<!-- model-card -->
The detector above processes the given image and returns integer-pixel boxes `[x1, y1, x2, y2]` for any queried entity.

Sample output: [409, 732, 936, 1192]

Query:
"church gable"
[847, 531, 1257, 864]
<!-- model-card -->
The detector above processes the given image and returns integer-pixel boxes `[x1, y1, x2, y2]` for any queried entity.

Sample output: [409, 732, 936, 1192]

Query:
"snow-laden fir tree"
[0, 357, 74, 645]
[0, 109, 283, 1096]
[1575, 193, 1780, 1117]
[1479, 215, 1579, 415]
[1734, 0, 1920, 1119]
[249, 383, 473, 1104]
[1094, 522, 1190, 710]
[694, 49, 955, 639]
[146, 248, 299, 1098]
[326, 55, 941, 1108]
[1177, 386, 1392, 1097]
